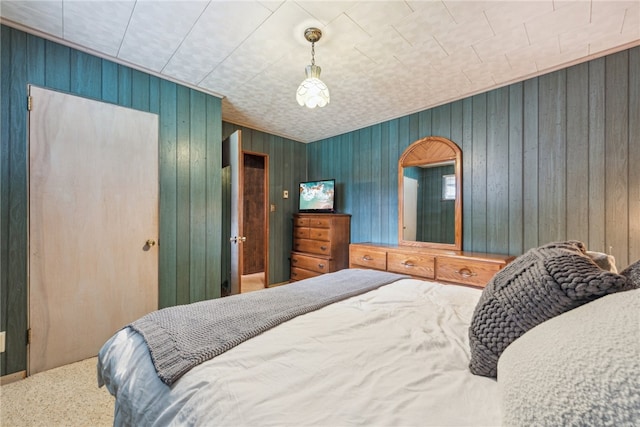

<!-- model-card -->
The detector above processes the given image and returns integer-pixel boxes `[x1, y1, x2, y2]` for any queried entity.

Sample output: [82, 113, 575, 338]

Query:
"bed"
[97, 241, 639, 426]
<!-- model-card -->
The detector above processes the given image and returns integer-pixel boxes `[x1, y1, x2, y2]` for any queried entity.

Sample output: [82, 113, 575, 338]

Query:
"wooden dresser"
[349, 243, 514, 288]
[290, 213, 351, 282]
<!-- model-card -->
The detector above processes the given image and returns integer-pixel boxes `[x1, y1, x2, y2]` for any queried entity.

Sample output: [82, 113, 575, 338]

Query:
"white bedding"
[98, 278, 499, 426]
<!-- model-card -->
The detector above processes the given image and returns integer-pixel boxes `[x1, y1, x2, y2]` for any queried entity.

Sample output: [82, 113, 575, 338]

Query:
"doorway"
[222, 132, 269, 296]
[241, 152, 269, 293]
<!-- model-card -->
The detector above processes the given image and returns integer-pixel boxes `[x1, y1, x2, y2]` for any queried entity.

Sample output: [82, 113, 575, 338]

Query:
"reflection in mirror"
[402, 162, 455, 243]
[398, 136, 462, 250]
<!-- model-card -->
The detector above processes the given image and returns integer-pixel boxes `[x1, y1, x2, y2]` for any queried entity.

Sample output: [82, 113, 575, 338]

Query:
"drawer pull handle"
[362, 255, 373, 261]
[401, 260, 415, 268]
[456, 268, 477, 278]
[320, 246, 328, 251]
[318, 263, 325, 269]
[292, 259, 298, 263]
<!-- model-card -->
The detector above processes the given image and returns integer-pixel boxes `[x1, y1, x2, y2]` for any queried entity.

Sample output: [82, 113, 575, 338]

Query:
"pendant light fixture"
[296, 27, 330, 109]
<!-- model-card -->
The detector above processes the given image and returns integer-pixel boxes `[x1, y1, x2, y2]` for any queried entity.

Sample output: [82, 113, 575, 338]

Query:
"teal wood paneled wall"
[309, 46, 640, 270]
[1, 25, 222, 375]
[222, 122, 307, 285]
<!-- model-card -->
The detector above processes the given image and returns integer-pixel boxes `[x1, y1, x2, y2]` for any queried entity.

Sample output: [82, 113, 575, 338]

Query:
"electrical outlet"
[283, 190, 289, 199]
[0, 331, 5, 353]
[270, 204, 276, 212]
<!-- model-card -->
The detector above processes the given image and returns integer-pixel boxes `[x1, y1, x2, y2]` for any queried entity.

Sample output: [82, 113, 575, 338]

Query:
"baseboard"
[1, 370, 26, 385]
[267, 281, 289, 288]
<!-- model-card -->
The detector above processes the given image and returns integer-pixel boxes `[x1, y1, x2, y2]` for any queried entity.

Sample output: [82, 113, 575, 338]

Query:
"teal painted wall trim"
[1, 25, 222, 375]
[308, 46, 640, 270]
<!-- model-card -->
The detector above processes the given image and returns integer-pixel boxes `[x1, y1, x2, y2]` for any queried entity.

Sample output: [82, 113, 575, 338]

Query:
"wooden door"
[28, 86, 159, 374]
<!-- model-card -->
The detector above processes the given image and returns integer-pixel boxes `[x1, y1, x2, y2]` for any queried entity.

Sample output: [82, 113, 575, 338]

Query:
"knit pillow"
[468, 241, 637, 378]
[620, 259, 640, 287]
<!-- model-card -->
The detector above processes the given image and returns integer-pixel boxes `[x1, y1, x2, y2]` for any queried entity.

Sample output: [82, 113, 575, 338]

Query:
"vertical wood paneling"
[4, 26, 29, 375]
[461, 98, 474, 247]
[629, 48, 640, 264]
[604, 51, 629, 267]
[131, 70, 150, 111]
[206, 96, 222, 300]
[0, 26, 9, 375]
[508, 84, 524, 255]
[566, 63, 589, 240]
[486, 88, 509, 253]
[189, 90, 207, 302]
[538, 72, 567, 243]
[158, 80, 178, 308]
[522, 78, 539, 250]
[175, 86, 191, 305]
[101, 61, 118, 104]
[588, 58, 606, 251]
[70, 51, 101, 99]
[471, 94, 487, 252]
[44, 40, 70, 91]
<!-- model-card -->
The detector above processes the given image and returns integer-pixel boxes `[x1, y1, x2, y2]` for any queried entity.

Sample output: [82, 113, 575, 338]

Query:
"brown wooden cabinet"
[290, 213, 351, 282]
[349, 243, 514, 288]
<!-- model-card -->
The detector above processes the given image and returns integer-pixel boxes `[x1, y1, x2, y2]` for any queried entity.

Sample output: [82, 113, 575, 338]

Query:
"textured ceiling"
[2, 1, 639, 143]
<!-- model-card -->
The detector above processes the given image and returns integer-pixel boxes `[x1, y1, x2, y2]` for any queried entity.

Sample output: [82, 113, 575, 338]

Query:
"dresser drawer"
[349, 246, 387, 270]
[293, 238, 331, 256]
[308, 217, 331, 228]
[387, 252, 435, 279]
[294, 227, 310, 239]
[436, 257, 502, 287]
[290, 266, 322, 282]
[308, 228, 330, 241]
[294, 217, 310, 227]
[291, 252, 332, 274]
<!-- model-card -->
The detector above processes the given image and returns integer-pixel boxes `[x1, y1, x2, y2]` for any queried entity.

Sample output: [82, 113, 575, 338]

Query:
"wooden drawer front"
[291, 253, 331, 274]
[350, 246, 387, 270]
[294, 217, 310, 227]
[294, 239, 331, 256]
[436, 257, 502, 287]
[294, 227, 310, 239]
[309, 217, 331, 228]
[387, 252, 435, 279]
[308, 228, 330, 241]
[290, 266, 321, 282]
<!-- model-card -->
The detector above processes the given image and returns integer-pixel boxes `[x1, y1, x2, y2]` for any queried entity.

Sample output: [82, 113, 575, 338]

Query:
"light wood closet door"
[28, 86, 159, 374]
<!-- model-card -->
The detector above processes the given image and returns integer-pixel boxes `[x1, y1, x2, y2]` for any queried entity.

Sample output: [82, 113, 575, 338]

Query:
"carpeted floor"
[0, 357, 114, 426]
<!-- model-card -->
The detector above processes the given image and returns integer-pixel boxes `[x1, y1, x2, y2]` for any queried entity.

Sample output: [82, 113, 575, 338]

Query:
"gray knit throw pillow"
[468, 241, 637, 378]
[621, 259, 640, 287]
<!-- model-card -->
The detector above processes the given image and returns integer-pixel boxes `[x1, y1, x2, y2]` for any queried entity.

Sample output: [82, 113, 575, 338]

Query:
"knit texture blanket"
[130, 269, 408, 385]
[468, 241, 636, 378]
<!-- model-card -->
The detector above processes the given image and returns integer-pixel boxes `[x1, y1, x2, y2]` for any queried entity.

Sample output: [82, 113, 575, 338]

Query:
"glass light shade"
[296, 65, 330, 108]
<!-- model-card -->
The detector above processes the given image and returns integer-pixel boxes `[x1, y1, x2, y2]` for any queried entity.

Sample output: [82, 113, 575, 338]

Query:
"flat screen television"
[298, 179, 336, 213]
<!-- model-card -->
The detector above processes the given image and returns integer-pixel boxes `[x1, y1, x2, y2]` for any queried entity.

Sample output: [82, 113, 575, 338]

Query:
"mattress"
[98, 278, 499, 426]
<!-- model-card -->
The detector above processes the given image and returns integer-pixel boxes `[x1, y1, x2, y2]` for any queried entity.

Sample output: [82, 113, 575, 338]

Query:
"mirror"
[398, 136, 462, 250]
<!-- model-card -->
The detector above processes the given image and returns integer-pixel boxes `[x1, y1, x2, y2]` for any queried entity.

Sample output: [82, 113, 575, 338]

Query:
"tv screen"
[299, 179, 335, 213]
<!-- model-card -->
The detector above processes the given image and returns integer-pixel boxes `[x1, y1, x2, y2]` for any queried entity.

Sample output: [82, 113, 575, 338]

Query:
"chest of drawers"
[290, 213, 351, 282]
[349, 243, 514, 288]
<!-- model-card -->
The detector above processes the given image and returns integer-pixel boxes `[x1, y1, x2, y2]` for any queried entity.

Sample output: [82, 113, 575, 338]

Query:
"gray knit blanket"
[130, 269, 408, 386]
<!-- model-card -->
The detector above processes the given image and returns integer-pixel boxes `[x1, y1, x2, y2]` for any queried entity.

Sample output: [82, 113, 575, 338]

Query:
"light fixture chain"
[311, 41, 315, 66]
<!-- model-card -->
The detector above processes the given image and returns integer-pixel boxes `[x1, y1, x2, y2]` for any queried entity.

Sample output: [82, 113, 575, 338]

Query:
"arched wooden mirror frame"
[398, 136, 462, 250]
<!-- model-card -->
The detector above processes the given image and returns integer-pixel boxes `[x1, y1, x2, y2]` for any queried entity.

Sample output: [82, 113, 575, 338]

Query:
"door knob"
[146, 239, 156, 247]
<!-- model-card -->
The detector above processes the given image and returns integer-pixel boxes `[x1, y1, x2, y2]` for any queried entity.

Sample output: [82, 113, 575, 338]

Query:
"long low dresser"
[349, 243, 514, 288]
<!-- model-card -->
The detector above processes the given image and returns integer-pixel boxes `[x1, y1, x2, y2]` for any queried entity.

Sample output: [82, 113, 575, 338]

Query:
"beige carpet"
[0, 357, 114, 426]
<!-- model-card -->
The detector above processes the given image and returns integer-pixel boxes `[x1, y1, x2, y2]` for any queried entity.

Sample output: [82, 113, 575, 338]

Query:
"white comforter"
[98, 278, 499, 426]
